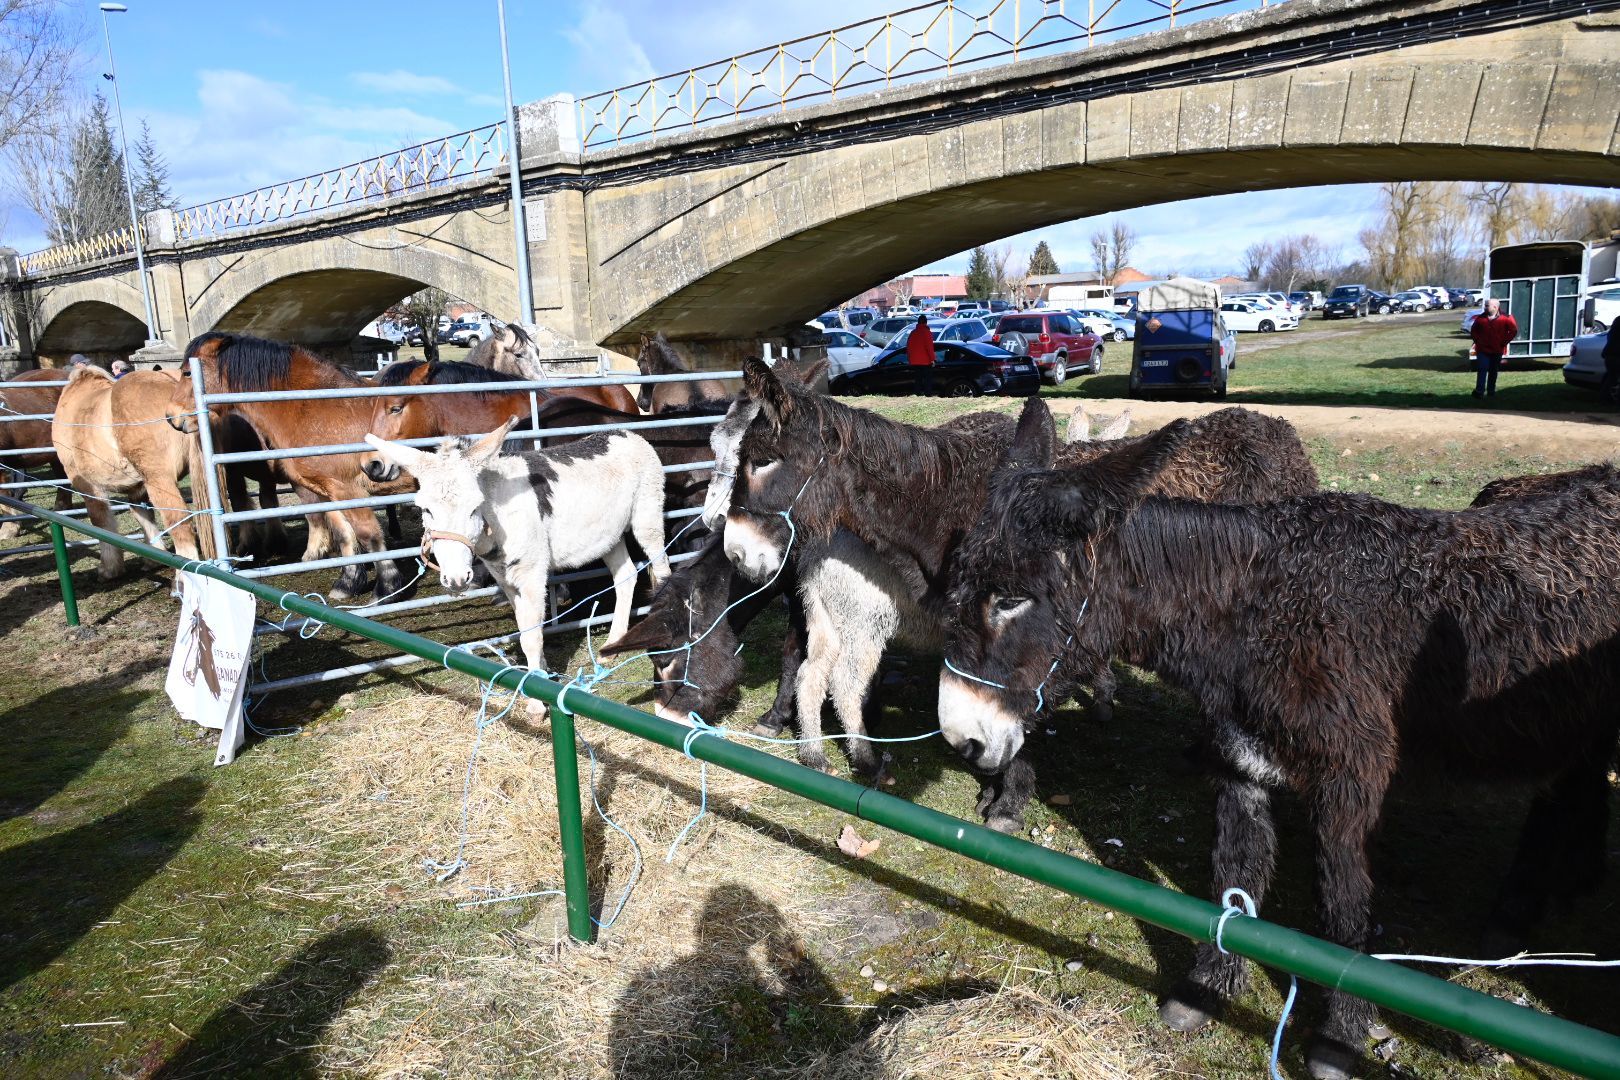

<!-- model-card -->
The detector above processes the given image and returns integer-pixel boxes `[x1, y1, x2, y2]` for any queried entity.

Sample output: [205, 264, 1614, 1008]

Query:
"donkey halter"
[420, 529, 478, 572]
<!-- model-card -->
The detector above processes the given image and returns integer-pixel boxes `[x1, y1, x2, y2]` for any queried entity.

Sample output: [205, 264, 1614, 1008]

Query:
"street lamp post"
[98, 3, 160, 348]
[496, 0, 534, 326]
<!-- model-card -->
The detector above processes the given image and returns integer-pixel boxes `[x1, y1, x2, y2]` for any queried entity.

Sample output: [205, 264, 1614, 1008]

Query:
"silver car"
[1562, 330, 1610, 390]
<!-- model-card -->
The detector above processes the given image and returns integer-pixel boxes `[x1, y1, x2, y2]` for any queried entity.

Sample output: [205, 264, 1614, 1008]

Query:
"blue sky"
[0, 1, 1588, 280]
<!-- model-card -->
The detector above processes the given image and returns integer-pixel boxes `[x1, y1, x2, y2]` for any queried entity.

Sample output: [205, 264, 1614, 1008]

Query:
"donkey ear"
[1003, 396, 1055, 469]
[596, 608, 678, 657]
[364, 434, 431, 474]
[1044, 415, 1195, 534]
[1097, 408, 1132, 442]
[1065, 403, 1091, 445]
[776, 356, 828, 388]
[743, 358, 793, 428]
[465, 416, 518, 466]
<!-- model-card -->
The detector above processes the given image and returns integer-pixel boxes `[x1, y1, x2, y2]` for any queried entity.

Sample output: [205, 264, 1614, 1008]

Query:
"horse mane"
[67, 364, 113, 386]
[184, 332, 359, 392]
[378, 359, 526, 386]
[637, 332, 689, 375]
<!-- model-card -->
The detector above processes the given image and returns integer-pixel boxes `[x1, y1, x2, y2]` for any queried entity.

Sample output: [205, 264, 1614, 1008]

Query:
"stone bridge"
[4, 0, 1617, 368]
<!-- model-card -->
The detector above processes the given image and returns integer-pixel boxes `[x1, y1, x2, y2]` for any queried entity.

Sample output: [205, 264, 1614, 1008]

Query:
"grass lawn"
[1, 340, 1617, 1077]
[1049, 311, 1594, 413]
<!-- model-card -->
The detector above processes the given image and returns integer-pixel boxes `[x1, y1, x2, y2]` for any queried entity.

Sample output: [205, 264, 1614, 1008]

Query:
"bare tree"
[1241, 241, 1273, 283]
[400, 287, 450, 362]
[1468, 182, 1519, 250]
[1090, 221, 1137, 285]
[988, 243, 1014, 300]
[1000, 246, 1029, 308]
[885, 275, 913, 309]
[0, 0, 82, 157]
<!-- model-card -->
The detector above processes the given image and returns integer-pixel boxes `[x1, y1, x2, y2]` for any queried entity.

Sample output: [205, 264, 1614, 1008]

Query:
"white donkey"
[365, 419, 670, 707]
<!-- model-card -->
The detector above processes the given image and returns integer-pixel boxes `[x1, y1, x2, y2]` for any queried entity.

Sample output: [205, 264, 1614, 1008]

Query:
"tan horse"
[0, 368, 74, 539]
[53, 367, 213, 588]
[634, 333, 733, 414]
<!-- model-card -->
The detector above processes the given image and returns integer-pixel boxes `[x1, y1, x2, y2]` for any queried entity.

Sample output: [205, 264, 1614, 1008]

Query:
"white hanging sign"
[165, 571, 256, 767]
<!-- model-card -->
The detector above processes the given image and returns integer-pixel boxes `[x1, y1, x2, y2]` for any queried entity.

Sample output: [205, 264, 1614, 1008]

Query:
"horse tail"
[185, 425, 220, 561]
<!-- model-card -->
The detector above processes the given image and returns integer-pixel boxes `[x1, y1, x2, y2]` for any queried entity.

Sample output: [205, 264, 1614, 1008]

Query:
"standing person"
[1468, 298, 1518, 399]
[110, 359, 130, 379]
[1602, 318, 1620, 406]
[906, 313, 936, 395]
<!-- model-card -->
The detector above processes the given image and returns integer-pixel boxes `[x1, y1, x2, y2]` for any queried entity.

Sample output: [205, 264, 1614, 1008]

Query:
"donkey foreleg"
[1162, 773, 1280, 1036]
[754, 588, 806, 737]
[826, 627, 885, 777]
[600, 540, 637, 647]
[792, 591, 839, 773]
[508, 575, 549, 718]
[977, 751, 1039, 834]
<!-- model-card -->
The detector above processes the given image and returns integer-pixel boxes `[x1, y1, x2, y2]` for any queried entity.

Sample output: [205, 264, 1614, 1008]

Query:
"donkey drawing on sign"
[365, 419, 670, 710]
[940, 408, 1620, 1079]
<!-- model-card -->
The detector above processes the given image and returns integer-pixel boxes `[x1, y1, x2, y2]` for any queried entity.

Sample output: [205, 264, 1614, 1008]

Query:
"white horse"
[365, 419, 670, 710]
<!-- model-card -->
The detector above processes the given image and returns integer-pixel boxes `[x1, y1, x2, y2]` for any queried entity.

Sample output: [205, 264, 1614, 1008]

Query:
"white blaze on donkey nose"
[937, 671, 1026, 773]
[724, 512, 786, 581]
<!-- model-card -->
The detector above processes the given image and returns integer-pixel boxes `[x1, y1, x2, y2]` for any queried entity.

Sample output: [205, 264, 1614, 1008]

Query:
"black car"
[832, 341, 1041, 397]
[1321, 285, 1373, 319]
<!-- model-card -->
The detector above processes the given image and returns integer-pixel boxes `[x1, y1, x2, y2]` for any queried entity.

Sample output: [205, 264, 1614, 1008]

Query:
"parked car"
[886, 304, 919, 317]
[890, 318, 992, 349]
[450, 315, 505, 346]
[1131, 277, 1235, 398]
[1064, 310, 1119, 341]
[1465, 288, 1485, 304]
[955, 301, 989, 315]
[1413, 286, 1453, 310]
[1288, 291, 1315, 312]
[990, 311, 1104, 384]
[1444, 288, 1473, 308]
[1586, 281, 1620, 331]
[820, 329, 880, 378]
[1321, 285, 1373, 319]
[1460, 307, 1483, 334]
[864, 316, 915, 348]
[840, 340, 1041, 397]
[1219, 300, 1299, 332]
[1074, 308, 1135, 341]
[988, 299, 1014, 312]
[1391, 290, 1432, 313]
[1561, 329, 1611, 391]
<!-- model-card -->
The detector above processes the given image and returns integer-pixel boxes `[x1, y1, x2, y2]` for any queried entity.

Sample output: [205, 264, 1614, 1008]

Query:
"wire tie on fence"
[1216, 888, 1295, 1080]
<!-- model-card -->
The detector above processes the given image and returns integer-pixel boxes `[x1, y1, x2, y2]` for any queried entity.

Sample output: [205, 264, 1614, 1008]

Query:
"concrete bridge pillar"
[134, 211, 185, 367]
[518, 94, 594, 348]
[0, 248, 34, 375]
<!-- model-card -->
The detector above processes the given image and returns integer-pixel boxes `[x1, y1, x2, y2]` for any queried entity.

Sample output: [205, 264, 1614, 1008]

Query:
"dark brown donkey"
[165, 333, 408, 601]
[941, 398, 1620, 1078]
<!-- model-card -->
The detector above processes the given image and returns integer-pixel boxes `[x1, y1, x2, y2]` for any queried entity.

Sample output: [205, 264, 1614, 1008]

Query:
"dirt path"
[1076, 396, 1620, 459]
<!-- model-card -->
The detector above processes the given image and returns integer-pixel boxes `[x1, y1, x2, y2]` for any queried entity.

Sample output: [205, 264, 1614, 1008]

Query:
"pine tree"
[965, 246, 995, 300]
[1027, 240, 1060, 277]
[57, 95, 129, 241]
[133, 120, 176, 213]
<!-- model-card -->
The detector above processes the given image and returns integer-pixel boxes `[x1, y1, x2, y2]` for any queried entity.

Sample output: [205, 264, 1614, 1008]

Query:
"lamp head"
[99, 3, 128, 12]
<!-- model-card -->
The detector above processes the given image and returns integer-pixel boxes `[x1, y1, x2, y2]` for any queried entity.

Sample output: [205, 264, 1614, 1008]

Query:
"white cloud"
[351, 70, 505, 110]
[563, 9, 656, 86]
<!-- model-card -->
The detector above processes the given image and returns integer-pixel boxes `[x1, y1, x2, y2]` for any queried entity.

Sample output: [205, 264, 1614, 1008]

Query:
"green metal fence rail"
[7, 492, 1620, 1079]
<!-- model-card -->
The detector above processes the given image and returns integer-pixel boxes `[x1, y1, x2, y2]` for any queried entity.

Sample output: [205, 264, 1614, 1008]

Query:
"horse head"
[364, 418, 516, 591]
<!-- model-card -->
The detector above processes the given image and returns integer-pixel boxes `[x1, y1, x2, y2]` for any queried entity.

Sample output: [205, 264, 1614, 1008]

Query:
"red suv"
[991, 312, 1102, 384]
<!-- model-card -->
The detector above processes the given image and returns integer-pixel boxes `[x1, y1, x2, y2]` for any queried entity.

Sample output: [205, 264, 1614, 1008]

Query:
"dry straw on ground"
[278, 671, 1165, 1077]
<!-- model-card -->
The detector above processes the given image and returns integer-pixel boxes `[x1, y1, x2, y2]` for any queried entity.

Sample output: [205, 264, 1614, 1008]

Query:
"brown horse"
[54, 367, 214, 588]
[634, 333, 733, 414]
[165, 333, 407, 601]
[0, 368, 74, 539]
[377, 358, 635, 421]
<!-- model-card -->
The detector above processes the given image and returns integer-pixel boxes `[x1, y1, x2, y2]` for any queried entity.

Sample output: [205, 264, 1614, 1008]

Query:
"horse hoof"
[327, 587, 360, 603]
[986, 815, 1024, 835]
[1305, 1039, 1359, 1080]
[1159, 992, 1218, 1033]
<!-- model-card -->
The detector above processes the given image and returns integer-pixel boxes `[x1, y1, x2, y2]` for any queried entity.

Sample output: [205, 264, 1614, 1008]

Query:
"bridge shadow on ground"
[0, 775, 205, 996]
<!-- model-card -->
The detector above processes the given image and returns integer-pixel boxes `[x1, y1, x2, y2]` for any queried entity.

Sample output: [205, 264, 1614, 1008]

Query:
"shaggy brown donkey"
[975, 402, 1318, 830]
[940, 399, 1620, 1078]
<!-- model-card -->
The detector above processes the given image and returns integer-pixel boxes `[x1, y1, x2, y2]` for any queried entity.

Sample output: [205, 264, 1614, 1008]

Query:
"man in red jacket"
[1469, 299, 1518, 399]
[906, 313, 936, 395]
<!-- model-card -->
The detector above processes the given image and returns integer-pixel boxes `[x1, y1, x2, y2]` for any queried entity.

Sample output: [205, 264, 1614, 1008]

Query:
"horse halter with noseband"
[420, 529, 479, 572]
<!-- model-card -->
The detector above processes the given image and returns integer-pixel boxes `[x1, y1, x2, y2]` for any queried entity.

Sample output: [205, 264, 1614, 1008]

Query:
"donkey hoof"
[1305, 1039, 1359, 1080]
[798, 752, 834, 775]
[752, 712, 788, 737]
[97, 566, 122, 582]
[327, 586, 360, 603]
[1091, 699, 1114, 724]
[525, 698, 547, 719]
[986, 814, 1024, 835]
[1159, 990, 1219, 1033]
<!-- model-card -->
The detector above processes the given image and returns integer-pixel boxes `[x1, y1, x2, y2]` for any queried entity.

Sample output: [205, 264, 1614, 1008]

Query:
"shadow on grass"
[151, 926, 390, 1079]
[0, 656, 165, 823]
[0, 775, 205, 995]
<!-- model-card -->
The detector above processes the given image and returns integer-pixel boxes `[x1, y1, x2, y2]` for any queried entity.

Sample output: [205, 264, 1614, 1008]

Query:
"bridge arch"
[186, 220, 517, 346]
[589, 13, 1620, 346]
[33, 278, 150, 358]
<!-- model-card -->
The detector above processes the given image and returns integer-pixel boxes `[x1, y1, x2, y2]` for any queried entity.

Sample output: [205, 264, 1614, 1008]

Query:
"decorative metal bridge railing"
[174, 122, 508, 240]
[18, 221, 147, 276]
[576, 0, 1271, 147]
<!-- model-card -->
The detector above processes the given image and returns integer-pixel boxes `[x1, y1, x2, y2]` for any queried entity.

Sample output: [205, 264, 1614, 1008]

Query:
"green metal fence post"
[549, 702, 594, 944]
[48, 521, 80, 627]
